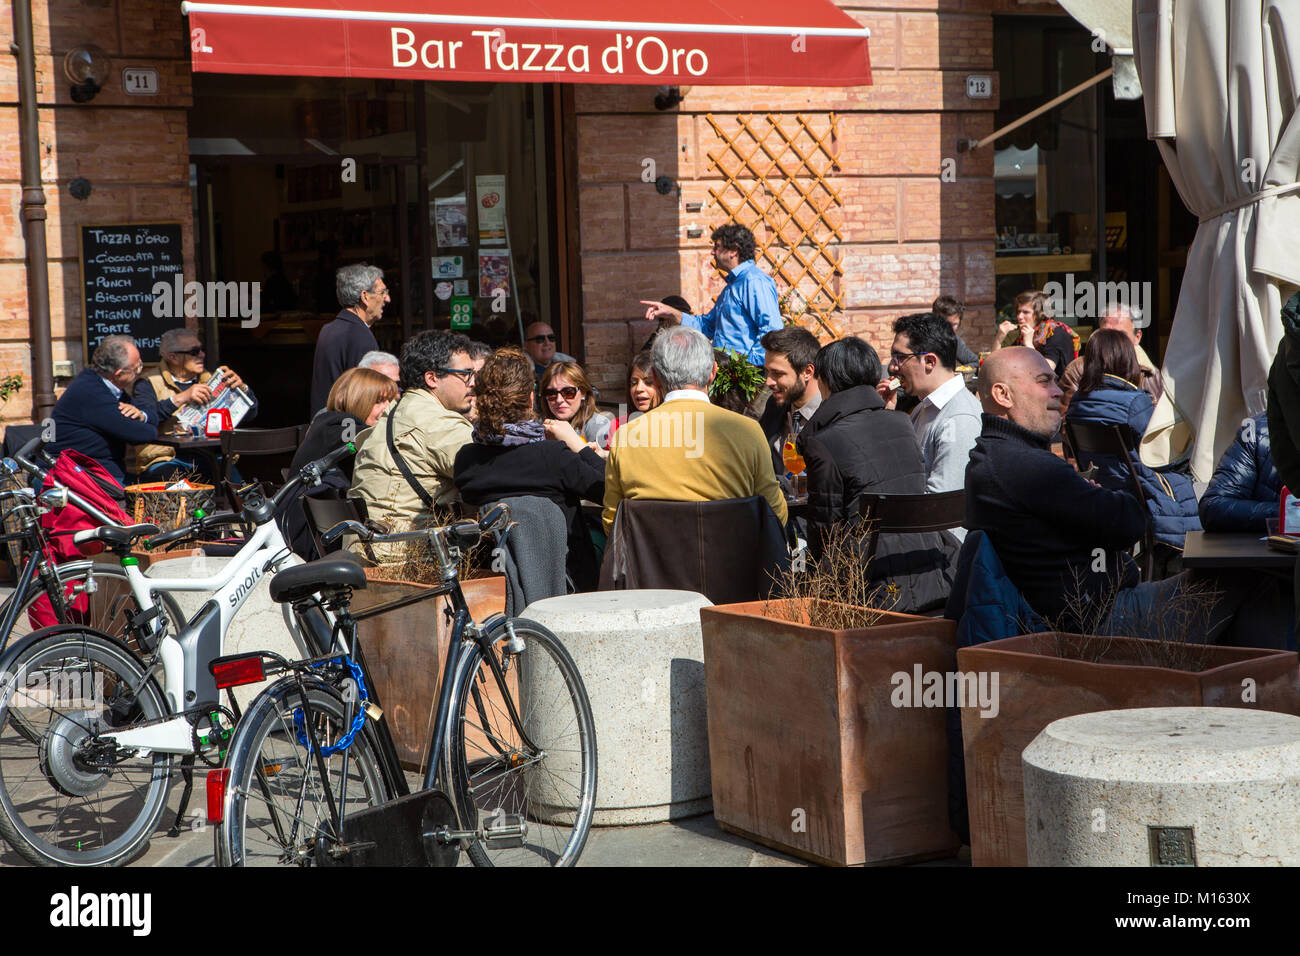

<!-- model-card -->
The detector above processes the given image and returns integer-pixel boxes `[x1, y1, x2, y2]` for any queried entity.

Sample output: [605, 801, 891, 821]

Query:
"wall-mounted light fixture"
[64, 46, 111, 103]
[654, 86, 683, 111]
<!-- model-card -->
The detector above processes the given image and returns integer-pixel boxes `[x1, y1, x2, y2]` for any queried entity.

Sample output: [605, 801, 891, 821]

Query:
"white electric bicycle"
[0, 442, 374, 866]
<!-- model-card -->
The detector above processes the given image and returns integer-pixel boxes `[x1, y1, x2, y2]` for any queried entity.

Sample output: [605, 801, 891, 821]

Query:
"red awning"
[180, 1, 871, 86]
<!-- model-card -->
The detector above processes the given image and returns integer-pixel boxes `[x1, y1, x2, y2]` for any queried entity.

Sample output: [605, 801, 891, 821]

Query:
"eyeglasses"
[528, 334, 557, 344]
[543, 386, 580, 401]
[436, 366, 476, 383]
[889, 351, 923, 366]
[170, 346, 205, 357]
[364, 286, 390, 299]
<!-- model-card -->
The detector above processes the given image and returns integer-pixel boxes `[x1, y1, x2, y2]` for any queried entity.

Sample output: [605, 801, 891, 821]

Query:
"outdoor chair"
[598, 496, 789, 605]
[1061, 420, 1158, 581]
[220, 426, 304, 504]
[857, 490, 967, 617]
[303, 495, 369, 561]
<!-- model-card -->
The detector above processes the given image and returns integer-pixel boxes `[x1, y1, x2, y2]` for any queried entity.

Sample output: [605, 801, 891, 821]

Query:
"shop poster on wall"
[434, 196, 468, 247]
[478, 249, 510, 299]
[475, 174, 506, 244]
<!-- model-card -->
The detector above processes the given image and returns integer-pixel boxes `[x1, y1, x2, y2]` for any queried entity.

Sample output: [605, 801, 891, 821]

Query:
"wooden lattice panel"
[704, 113, 844, 338]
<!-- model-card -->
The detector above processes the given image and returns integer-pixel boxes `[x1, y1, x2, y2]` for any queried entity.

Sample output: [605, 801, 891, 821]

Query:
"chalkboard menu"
[79, 223, 184, 364]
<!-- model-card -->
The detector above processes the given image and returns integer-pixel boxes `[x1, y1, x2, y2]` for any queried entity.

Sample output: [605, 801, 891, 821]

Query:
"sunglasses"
[543, 386, 580, 401]
[170, 346, 205, 357]
[528, 334, 557, 344]
[436, 366, 476, 383]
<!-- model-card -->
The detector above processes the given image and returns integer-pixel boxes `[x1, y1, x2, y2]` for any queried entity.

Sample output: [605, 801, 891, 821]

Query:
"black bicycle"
[208, 504, 598, 867]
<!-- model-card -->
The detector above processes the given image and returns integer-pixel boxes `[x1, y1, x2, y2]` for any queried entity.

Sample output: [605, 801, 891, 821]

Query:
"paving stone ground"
[0, 586, 968, 868]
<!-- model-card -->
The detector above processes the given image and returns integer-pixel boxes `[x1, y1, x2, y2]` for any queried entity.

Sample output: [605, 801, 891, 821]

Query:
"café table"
[146, 432, 226, 506]
[1181, 530, 1296, 579]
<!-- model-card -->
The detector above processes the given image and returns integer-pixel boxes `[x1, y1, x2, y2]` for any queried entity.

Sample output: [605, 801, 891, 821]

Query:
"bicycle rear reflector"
[206, 769, 230, 825]
[211, 655, 265, 689]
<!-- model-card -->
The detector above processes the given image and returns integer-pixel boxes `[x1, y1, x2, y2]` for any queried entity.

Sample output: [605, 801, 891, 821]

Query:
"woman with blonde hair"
[281, 367, 399, 558]
[455, 348, 605, 590]
[540, 360, 613, 449]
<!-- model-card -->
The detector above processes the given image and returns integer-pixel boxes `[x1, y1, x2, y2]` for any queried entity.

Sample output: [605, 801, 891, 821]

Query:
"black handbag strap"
[384, 394, 434, 509]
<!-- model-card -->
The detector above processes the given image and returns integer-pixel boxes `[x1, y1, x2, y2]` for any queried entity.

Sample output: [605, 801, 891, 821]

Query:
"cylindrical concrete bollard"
[1023, 707, 1300, 866]
[523, 589, 713, 825]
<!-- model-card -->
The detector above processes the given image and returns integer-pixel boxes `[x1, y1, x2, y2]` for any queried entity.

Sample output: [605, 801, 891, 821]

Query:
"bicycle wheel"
[215, 676, 393, 867]
[445, 619, 597, 867]
[0, 561, 185, 660]
[0, 626, 173, 866]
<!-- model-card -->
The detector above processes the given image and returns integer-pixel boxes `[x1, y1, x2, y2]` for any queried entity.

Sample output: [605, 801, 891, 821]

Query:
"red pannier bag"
[28, 449, 132, 629]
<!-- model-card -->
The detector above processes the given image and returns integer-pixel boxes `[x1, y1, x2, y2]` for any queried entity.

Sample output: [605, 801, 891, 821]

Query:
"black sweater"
[965, 413, 1146, 621]
[453, 439, 605, 590]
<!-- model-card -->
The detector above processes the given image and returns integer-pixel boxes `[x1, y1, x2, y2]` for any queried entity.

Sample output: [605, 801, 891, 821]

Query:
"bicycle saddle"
[269, 558, 368, 605]
[72, 523, 161, 548]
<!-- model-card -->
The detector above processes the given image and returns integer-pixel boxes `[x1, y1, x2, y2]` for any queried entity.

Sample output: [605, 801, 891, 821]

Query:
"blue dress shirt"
[681, 260, 784, 367]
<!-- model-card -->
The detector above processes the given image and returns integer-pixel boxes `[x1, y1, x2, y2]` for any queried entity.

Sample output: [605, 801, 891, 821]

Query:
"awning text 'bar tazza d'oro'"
[180, 1, 871, 86]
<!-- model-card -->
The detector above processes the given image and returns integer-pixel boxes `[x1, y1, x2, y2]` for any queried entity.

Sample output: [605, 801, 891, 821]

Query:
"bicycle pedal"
[482, 813, 527, 848]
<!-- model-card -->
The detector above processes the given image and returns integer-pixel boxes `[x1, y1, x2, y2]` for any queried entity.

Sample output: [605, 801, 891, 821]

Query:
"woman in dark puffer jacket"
[1065, 329, 1200, 549]
[1199, 413, 1281, 531]
[796, 337, 957, 613]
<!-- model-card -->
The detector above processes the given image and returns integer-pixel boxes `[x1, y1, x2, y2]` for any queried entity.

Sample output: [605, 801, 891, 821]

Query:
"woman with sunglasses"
[540, 361, 613, 450]
[455, 348, 606, 590]
[132, 327, 257, 479]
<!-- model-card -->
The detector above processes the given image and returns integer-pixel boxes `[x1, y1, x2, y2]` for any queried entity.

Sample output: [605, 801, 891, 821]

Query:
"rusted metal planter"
[352, 573, 506, 771]
[700, 599, 960, 866]
[957, 633, 1300, 867]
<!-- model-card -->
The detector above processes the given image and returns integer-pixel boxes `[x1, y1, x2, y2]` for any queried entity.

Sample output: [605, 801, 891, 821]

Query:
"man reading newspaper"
[132, 327, 258, 480]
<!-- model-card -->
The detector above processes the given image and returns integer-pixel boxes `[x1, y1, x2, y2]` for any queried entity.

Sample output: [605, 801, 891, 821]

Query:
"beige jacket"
[349, 389, 472, 552]
[132, 367, 189, 472]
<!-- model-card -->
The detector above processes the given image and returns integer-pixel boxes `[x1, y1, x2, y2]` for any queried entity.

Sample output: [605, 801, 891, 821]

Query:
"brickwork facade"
[0, 0, 1032, 421]
[573, 0, 1002, 399]
[0, 0, 194, 424]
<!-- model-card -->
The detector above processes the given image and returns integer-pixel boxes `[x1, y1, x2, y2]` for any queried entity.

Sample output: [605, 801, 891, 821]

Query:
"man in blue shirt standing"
[641, 224, 784, 377]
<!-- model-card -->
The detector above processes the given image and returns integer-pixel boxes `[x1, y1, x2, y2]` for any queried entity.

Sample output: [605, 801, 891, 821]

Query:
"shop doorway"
[188, 75, 563, 426]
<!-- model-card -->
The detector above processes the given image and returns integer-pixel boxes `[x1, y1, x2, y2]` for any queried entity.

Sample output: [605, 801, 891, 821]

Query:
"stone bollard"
[1023, 707, 1300, 866]
[146, 553, 306, 708]
[523, 589, 713, 825]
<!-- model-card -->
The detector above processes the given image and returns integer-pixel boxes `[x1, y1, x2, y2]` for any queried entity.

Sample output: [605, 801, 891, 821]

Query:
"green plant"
[709, 349, 765, 403]
[0, 374, 23, 404]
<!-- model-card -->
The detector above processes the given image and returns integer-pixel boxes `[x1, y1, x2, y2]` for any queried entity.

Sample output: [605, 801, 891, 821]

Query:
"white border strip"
[179, 2, 870, 38]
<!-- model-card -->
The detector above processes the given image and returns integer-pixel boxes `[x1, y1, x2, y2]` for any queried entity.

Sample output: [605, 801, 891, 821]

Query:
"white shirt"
[101, 375, 123, 400]
[909, 373, 967, 441]
[664, 389, 711, 403]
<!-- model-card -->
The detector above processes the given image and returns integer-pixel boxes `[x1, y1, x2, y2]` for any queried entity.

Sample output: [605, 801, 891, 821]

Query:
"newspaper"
[172, 368, 254, 431]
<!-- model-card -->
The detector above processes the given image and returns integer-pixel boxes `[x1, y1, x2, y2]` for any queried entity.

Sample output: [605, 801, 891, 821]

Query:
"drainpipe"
[11, 0, 56, 422]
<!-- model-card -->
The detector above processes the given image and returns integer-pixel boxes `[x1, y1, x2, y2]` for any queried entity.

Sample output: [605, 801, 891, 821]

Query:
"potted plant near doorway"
[700, 523, 961, 866]
[957, 578, 1300, 867]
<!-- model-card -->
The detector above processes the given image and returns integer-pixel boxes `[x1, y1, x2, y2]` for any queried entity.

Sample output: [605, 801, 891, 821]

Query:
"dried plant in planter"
[363, 506, 489, 586]
[1036, 568, 1222, 673]
[762, 519, 898, 630]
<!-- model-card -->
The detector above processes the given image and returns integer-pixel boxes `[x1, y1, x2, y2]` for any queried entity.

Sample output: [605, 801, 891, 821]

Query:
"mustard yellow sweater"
[602, 394, 788, 533]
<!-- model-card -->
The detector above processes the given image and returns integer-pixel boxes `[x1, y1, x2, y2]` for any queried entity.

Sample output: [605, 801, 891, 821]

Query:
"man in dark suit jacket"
[309, 263, 388, 414]
[47, 335, 159, 485]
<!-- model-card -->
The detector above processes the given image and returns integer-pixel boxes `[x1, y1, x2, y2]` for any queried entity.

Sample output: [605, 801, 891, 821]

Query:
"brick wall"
[574, 0, 1009, 399]
[0, 0, 194, 425]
